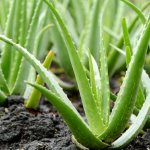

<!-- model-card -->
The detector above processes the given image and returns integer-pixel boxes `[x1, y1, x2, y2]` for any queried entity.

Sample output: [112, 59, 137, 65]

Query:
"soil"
[0, 95, 150, 150]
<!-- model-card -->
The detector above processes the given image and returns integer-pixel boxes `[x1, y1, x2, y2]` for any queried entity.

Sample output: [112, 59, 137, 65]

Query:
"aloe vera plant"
[0, 0, 150, 149]
[0, 0, 52, 103]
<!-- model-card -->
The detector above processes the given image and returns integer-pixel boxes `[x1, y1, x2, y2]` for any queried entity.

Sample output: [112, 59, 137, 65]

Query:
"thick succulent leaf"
[85, 0, 101, 62]
[25, 51, 54, 109]
[122, 17, 145, 113]
[100, 16, 150, 142]
[0, 35, 75, 110]
[99, 0, 110, 125]
[0, 0, 8, 31]
[12, 0, 43, 94]
[121, 0, 146, 24]
[70, 0, 86, 34]
[33, 24, 52, 57]
[122, 18, 132, 52]
[111, 38, 150, 128]
[9, 0, 27, 92]
[1, 0, 16, 80]
[88, 50, 101, 113]
[27, 82, 108, 149]
[44, 0, 105, 134]
[111, 95, 150, 149]
[108, 1, 150, 76]
[111, 71, 150, 149]
[0, 66, 9, 94]
[103, 0, 120, 52]
[49, 12, 74, 77]
[0, 90, 7, 104]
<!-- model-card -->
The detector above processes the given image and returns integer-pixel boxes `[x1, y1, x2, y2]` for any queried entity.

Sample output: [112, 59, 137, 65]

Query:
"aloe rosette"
[0, 0, 150, 149]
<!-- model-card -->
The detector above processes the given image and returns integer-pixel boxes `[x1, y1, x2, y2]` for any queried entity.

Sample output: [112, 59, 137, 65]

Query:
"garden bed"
[0, 95, 149, 150]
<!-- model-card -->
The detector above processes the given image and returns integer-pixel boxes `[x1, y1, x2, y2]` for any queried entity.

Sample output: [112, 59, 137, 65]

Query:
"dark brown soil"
[0, 96, 150, 150]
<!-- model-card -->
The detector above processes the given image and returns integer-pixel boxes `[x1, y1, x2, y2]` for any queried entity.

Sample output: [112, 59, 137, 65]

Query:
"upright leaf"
[43, 0, 105, 134]
[100, 16, 150, 142]
[99, 0, 110, 125]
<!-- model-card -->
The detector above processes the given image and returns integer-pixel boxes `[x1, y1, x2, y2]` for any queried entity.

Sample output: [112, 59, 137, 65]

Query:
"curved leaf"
[27, 82, 108, 149]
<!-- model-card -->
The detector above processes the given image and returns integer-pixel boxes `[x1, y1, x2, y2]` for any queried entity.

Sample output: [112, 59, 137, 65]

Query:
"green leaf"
[100, 16, 150, 142]
[0, 35, 73, 110]
[112, 94, 150, 149]
[9, 0, 27, 91]
[121, 0, 146, 24]
[122, 18, 132, 52]
[25, 51, 54, 109]
[49, 12, 74, 77]
[70, 0, 86, 34]
[122, 17, 145, 116]
[44, 0, 105, 134]
[111, 71, 150, 148]
[0, 89, 7, 104]
[0, 66, 9, 94]
[108, 1, 150, 76]
[27, 82, 108, 149]
[0, 34, 108, 149]
[1, 0, 16, 80]
[12, 0, 43, 94]
[88, 50, 101, 114]
[99, 0, 110, 125]
[86, 0, 101, 62]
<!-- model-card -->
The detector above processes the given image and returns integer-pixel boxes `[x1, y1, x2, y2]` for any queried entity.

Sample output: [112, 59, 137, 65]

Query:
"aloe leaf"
[27, 82, 108, 149]
[112, 94, 150, 149]
[122, 17, 145, 113]
[99, 0, 110, 125]
[0, 90, 7, 104]
[108, 1, 150, 76]
[70, 0, 86, 34]
[0, 0, 8, 31]
[12, 0, 43, 94]
[0, 35, 73, 109]
[121, 0, 146, 24]
[111, 39, 150, 128]
[100, 16, 150, 142]
[52, 74, 75, 90]
[28, 0, 36, 27]
[0, 34, 108, 149]
[49, 12, 74, 77]
[122, 18, 132, 51]
[1, 0, 16, 80]
[33, 24, 53, 56]
[0, 67, 9, 94]
[125, 46, 132, 65]
[25, 51, 54, 109]
[88, 50, 101, 113]
[86, 0, 101, 62]
[9, 0, 27, 91]
[111, 71, 150, 149]
[108, 0, 148, 75]
[103, 0, 120, 52]
[44, 0, 105, 134]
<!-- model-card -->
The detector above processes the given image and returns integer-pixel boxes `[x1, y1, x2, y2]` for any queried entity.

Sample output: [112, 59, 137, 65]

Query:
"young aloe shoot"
[25, 51, 54, 109]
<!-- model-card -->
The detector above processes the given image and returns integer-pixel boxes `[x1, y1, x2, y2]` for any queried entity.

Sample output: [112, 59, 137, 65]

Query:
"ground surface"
[0, 96, 150, 150]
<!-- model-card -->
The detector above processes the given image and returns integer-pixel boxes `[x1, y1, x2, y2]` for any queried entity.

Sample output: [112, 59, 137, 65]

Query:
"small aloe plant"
[0, 0, 150, 149]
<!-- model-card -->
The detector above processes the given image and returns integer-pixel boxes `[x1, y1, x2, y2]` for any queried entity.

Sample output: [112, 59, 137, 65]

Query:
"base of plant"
[72, 136, 89, 150]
